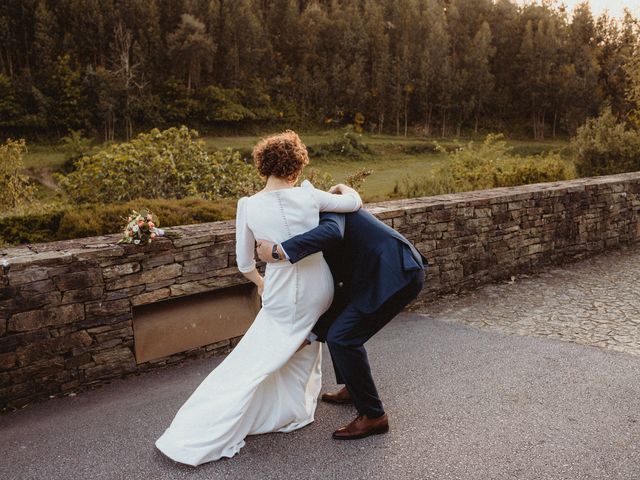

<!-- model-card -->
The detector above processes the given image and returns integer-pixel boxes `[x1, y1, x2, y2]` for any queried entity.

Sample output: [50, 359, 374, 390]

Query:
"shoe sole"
[321, 396, 353, 405]
[332, 424, 389, 440]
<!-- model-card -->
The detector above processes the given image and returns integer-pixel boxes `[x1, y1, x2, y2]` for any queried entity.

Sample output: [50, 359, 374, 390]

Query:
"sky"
[517, 0, 640, 19]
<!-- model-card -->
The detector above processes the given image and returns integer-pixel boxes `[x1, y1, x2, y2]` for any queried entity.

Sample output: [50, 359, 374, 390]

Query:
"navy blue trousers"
[326, 270, 424, 418]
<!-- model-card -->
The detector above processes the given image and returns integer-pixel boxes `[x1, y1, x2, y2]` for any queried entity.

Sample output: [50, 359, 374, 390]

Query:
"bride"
[155, 131, 362, 466]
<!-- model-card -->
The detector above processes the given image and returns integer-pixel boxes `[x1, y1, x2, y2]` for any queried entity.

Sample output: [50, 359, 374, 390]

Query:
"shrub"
[56, 126, 262, 204]
[344, 168, 373, 192]
[394, 134, 574, 198]
[307, 128, 373, 159]
[572, 108, 640, 177]
[301, 168, 335, 191]
[59, 129, 95, 173]
[0, 138, 36, 210]
[0, 197, 237, 246]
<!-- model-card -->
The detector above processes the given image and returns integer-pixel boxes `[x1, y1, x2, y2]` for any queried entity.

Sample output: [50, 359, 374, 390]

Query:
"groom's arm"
[259, 212, 345, 264]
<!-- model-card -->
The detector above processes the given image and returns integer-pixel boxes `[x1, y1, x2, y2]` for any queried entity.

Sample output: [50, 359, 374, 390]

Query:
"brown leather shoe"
[321, 386, 353, 404]
[332, 413, 389, 440]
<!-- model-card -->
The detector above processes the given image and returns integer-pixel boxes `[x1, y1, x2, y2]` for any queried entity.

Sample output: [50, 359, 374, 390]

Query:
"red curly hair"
[252, 130, 309, 182]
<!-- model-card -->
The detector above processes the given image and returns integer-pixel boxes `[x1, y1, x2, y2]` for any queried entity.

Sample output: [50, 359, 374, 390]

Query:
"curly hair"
[252, 130, 309, 182]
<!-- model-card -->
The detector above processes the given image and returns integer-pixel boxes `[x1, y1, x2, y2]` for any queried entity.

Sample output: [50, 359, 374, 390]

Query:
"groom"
[256, 195, 426, 440]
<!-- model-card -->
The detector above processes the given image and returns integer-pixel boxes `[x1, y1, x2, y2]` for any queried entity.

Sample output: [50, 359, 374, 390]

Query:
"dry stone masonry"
[1, 172, 640, 411]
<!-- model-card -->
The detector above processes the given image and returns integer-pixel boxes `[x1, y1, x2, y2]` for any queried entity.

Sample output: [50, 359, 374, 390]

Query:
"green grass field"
[22, 132, 571, 202]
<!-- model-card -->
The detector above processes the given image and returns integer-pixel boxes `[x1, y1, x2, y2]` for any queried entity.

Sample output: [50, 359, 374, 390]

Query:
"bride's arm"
[303, 180, 362, 213]
[235, 198, 264, 295]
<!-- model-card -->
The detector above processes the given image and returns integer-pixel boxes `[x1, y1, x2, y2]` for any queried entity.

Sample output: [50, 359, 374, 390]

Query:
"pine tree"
[167, 13, 216, 93]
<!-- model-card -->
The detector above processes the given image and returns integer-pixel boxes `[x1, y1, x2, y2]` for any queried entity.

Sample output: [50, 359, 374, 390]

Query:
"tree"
[0, 74, 23, 128]
[363, 0, 391, 134]
[111, 22, 144, 140]
[43, 54, 89, 135]
[167, 14, 216, 93]
[0, 139, 35, 211]
[465, 21, 495, 133]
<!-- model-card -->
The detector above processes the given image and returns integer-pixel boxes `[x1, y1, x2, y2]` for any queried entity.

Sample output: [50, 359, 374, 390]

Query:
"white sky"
[516, 1, 640, 19]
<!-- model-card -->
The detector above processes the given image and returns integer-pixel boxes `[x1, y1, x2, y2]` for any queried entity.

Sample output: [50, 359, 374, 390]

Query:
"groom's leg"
[326, 271, 424, 418]
[329, 351, 344, 384]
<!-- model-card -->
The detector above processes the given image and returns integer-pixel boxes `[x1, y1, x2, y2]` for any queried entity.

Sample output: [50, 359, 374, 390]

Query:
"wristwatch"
[271, 244, 281, 261]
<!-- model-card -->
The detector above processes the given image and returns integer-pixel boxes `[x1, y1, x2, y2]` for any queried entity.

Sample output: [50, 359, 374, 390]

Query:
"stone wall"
[2, 172, 640, 411]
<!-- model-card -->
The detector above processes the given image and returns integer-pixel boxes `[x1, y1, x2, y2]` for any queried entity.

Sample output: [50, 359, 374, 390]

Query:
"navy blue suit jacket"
[282, 209, 427, 341]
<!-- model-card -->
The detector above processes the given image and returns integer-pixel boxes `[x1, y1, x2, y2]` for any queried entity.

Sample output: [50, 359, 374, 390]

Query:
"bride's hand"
[329, 184, 363, 207]
[257, 277, 264, 297]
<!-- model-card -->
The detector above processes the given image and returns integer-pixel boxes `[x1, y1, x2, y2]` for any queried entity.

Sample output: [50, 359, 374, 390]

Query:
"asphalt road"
[2, 312, 640, 480]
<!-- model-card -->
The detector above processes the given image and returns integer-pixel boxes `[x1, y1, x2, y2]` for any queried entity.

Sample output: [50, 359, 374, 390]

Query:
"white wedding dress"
[155, 181, 361, 466]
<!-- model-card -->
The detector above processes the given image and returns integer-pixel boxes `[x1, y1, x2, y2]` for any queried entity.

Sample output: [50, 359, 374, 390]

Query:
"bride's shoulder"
[300, 180, 314, 190]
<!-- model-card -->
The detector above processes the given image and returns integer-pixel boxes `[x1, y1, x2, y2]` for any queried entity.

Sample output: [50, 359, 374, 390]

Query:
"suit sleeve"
[281, 212, 345, 264]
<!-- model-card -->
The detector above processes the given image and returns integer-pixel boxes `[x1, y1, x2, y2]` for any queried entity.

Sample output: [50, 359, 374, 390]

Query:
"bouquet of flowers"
[118, 209, 165, 245]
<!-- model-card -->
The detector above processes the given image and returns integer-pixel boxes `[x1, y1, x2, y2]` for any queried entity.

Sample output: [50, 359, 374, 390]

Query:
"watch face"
[272, 245, 280, 260]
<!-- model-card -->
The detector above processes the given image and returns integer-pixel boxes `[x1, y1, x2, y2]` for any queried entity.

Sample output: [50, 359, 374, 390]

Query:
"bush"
[307, 129, 373, 159]
[0, 138, 36, 210]
[394, 134, 575, 198]
[0, 197, 237, 246]
[572, 108, 640, 177]
[59, 129, 95, 174]
[56, 126, 262, 204]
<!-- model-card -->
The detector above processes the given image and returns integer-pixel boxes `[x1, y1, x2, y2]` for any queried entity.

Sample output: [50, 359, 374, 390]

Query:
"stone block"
[8, 267, 49, 286]
[61, 286, 104, 304]
[8, 304, 85, 332]
[106, 263, 182, 291]
[86, 348, 136, 377]
[64, 352, 92, 369]
[10, 357, 65, 383]
[103, 286, 145, 301]
[141, 253, 175, 269]
[19, 279, 57, 295]
[145, 279, 177, 291]
[85, 299, 131, 319]
[94, 325, 133, 343]
[95, 338, 123, 350]
[16, 331, 92, 366]
[78, 312, 132, 329]
[53, 269, 103, 290]
[0, 352, 16, 370]
[131, 288, 170, 307]
[87, 321, 131, 335]
[91, 348, 135, 366]
[73, 246, 124, 263]
[170, 282, 209, 297]
[103, 262, 141, 280]
[174, 248, 207, 262]
[182, 257, 213, 275]
[172, 234, 216, 248]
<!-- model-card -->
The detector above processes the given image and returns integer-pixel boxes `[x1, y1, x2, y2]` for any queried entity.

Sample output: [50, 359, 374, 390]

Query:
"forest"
[1, 0, 639, 141]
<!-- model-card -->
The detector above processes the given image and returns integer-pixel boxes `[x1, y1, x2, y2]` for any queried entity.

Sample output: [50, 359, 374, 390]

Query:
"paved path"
[2, 248, 640, 480]
[412, 246, 640, 356]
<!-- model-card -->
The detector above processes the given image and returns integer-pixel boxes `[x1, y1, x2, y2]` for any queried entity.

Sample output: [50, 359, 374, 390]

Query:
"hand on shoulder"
[329, 184, 363, 208]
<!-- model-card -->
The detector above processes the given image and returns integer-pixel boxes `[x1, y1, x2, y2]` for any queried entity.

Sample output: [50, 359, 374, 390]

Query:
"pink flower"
[137, 219, 144, 226]
[150, 233, 157, 239]
[148, 221, 155, 228]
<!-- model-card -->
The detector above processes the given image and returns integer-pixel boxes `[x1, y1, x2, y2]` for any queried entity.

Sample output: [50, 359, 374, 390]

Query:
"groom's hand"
[256, 240, 277, 263]
[296, 339, 311, 352]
